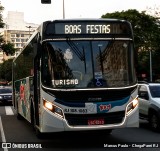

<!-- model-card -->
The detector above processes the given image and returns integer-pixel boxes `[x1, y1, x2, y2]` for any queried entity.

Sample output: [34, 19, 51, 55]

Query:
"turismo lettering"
[52, 79, 78, 86]
[65, 24, 111, 34]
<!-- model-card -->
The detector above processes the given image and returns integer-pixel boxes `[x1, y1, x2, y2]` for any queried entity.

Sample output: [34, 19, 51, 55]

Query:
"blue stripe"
[55, 96, 130, 109]
[55, 99, 85, 107]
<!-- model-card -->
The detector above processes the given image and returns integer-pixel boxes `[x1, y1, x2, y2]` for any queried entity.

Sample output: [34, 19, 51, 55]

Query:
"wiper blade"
[67, 38, 85, 61]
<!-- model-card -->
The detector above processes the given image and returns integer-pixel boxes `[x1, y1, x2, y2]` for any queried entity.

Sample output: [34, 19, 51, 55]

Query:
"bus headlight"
[45, 101, 53, 110]
[126, 97, 138, 115]
[43, 99, 64, 118]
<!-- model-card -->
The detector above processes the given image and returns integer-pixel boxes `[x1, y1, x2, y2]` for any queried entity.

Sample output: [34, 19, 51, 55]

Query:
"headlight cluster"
[43, 99, 64, 118]
[126, 97, 138, 115]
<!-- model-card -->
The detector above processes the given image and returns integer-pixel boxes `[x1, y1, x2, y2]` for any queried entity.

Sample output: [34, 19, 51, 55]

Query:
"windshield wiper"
[67, 38, 85, 61]
[99, 47, 104, 74]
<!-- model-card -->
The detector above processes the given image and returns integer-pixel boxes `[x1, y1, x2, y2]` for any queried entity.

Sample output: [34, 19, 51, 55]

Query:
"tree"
[102, 9, 160, 81]
[0, 4, 4, 28]
[1, 42, 16, 55]
[0, 3, 15, 82]
[0, 59, 13, 82]
[0, 4, 16, 55]
[0, 4, 4, 43]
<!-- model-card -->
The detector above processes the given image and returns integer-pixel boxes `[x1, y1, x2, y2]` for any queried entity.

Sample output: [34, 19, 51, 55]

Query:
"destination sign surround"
[48, 22, 131, 35]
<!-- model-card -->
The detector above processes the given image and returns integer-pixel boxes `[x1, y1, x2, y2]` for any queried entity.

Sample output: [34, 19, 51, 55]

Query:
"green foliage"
[0, 5, 4, 28]
[1, 42, 16, 55]
[102, 9, 160, 81]
[102, 9, 160, 51]
[0, 4, 15, 55]
[0, 59, 13, 82]
[0, 5, 4, 43]
[0, 3, 16, 82]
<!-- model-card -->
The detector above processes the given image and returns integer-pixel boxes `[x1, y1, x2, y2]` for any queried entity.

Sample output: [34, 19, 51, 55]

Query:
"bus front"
[40, 19, 138, 133]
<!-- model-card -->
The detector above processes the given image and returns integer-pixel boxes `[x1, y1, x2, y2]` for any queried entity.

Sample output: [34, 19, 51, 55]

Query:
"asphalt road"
[0, 105, 160, 151]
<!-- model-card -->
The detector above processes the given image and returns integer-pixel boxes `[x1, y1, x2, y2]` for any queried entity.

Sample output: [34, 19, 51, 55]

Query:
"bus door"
[33, 57, 40, 126]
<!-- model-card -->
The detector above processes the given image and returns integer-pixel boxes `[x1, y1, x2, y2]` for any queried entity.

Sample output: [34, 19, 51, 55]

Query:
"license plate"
[88, 119, 104, 125]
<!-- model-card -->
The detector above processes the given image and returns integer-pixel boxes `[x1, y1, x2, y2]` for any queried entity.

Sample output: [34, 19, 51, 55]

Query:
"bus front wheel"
[16, 102, 24, 120]
[31, 103, 43, 138]
[35, 127, 44, 138]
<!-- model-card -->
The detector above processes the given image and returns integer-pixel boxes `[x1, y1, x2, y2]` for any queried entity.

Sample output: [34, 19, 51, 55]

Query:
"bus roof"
[44, 18, 130, 24]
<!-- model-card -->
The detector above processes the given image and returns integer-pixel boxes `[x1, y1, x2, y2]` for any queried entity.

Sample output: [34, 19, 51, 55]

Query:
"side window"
[138, 85, 149, 100]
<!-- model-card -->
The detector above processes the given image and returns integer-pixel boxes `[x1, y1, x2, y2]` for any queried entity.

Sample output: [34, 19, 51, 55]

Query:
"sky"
[0, 0, 160, 24]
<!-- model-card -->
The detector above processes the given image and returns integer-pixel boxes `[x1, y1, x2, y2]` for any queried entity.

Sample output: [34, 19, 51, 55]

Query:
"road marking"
[0, 116, 8, 151]
[5, 106, 14, 115]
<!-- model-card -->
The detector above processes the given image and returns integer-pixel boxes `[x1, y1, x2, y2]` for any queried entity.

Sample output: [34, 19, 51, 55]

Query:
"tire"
[30, 103, 35, 127]
[30, 103, 44, 138]
[16, 102, 24, 120]
[17, 113, 24, 120]
[104, 129, 113, 135]
[98, 129, 113, 135]
[149, 113, 160, 132]
[35, 127, 44, 139]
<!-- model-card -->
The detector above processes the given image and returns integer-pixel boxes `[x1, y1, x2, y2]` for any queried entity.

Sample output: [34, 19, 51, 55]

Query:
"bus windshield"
[42, 39, 136, 89]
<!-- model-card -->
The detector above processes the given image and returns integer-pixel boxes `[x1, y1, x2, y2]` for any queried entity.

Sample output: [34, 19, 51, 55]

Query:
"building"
[0, 11, 39, 63]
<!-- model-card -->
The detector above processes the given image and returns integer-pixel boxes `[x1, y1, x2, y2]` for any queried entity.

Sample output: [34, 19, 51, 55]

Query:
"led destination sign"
[64, 24, 111, 34]
[46, 21, 131, 35]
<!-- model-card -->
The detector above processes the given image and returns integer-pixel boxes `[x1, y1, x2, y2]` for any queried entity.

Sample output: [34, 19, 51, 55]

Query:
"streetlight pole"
[150, 50, 152, 82]
[63, 0, 65, 19]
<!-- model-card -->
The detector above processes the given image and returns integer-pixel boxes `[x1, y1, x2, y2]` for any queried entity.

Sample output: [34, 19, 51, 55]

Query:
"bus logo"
[99, 104, 111, 111]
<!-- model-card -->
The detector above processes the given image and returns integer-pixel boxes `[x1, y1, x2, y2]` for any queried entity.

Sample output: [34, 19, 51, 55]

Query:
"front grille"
[65, 111, 125, 126]
[4, 96, 12, 100]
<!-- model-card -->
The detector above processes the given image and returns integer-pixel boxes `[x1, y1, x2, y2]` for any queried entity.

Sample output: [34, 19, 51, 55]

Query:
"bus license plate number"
[88, 119, 104, 125]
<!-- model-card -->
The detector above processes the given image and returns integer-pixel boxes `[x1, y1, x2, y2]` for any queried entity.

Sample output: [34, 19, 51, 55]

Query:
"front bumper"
[40, 104, 139, 133]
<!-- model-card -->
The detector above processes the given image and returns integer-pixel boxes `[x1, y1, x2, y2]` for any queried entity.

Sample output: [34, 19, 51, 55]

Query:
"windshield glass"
[149, 85, 160, 97]
[41, 40, 136, 89]
[0, 88, 12, 94]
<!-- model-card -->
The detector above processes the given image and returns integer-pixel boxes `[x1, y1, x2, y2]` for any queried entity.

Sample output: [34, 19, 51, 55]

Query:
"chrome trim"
[42, 38, 133, 42]
[41, 84, 137, 91]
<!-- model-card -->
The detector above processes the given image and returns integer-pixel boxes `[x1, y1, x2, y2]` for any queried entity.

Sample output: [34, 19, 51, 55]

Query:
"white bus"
[12, 19, 139, 137]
